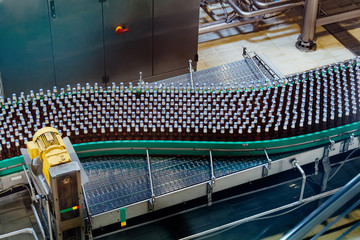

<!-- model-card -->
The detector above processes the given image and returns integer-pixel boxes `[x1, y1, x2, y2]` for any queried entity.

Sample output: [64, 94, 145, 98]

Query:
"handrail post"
[146, 149, 156, 211]
[292, 160, 306, 202]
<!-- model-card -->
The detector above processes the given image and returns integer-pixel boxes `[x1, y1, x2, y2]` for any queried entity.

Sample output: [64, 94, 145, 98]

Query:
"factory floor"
[197, 10, 359, 75]
[1, 11, 360, 240]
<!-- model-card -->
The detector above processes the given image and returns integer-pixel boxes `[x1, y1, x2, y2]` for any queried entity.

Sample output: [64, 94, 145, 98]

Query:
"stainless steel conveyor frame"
[84, 134, 360, 230]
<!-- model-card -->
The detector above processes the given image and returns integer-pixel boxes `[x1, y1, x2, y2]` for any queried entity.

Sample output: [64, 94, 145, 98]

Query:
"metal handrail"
[227, 0, 304, 18]
[281, 173, 360, 240]
[0, 228, 38, 240]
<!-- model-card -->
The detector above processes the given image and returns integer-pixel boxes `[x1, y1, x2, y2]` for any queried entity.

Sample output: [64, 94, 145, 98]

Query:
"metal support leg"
[207, 183, 213, 207]
[296, 0, 318, 51]
[320, 147, 332, 193]
[341, 133, 354, 153]
[317, 145, 332, 207]
[292, 160, 306, 202]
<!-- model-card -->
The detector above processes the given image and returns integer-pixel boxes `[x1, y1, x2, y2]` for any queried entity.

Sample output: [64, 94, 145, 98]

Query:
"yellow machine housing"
[27, 127, 72, 184]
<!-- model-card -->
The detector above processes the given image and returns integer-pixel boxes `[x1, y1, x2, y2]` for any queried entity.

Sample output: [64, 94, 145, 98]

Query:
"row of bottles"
[0, 57, 359, 160]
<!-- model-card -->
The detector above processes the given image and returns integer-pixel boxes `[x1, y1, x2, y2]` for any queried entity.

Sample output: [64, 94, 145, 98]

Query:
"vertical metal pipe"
[46, 199, 53, 240]
[301, 0, 318, 42]
[293, 161, 306, 202]
[296, 0, 318, 51]
[31, 204, 46, 240]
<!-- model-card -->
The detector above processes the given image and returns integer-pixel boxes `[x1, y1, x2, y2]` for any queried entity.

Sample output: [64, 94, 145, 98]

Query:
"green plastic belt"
[1, 121, 359, 177]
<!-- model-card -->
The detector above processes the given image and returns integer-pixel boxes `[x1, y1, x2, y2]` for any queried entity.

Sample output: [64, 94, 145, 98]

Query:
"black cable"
[328, 147, 360, 181]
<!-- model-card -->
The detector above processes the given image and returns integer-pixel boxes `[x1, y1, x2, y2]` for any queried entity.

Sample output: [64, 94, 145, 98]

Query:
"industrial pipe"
[252, 0, 303, 9]
[296, 0, 318, 51]
[226, 0, 304, 18]
[31, 204, 46, 239]
[199, 18, 259, 34]
[292, 160, 306, 202]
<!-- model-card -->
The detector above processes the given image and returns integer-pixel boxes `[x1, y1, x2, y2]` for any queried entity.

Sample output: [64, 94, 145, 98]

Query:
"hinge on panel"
[207, 181, 213, 207]
[50, 0, 56, 18]
[194, 54, 199, 62]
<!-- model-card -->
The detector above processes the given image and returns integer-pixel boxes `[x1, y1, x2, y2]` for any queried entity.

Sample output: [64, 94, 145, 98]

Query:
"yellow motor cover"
[27, 127, 72, 184]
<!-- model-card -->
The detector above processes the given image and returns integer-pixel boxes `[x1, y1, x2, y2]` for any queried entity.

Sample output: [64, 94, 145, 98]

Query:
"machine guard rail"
[281, 173, 360, 239]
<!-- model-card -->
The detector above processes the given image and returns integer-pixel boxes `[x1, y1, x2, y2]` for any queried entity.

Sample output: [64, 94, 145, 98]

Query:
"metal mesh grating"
[81, 154, 271, 215]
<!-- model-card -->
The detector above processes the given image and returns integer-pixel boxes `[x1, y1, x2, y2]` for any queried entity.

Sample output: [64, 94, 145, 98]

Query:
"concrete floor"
[197, 11, 358, 75]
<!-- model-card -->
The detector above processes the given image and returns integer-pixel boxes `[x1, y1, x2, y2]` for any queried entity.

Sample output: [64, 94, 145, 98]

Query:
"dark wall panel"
[103, 0, 153, 83]
[0, 0, 55, 97]
[50, 0, 104, 88]
[153, 0, 200, 75]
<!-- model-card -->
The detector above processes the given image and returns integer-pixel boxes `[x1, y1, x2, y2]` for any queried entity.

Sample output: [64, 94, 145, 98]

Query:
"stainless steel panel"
[103, 0, 153, 82]
[0, 0, 55, 97]
[153, 0, 200, 75]
[0, 171, 27, 190]
[91, 201, 149, 230]
[50, 0, 104, 88]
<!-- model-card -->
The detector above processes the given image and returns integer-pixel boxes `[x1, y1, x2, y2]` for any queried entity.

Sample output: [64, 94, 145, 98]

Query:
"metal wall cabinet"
[103, 0, 153, 83]
[0, 0, 55, 96]
[0, 0, 199, 97]
[153, 0, 200, 75]
[50, 0, 104, 88]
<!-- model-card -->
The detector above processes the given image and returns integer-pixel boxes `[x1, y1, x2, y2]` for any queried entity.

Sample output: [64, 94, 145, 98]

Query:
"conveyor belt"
[152, 57, 278, 88]
[0, 57, 359, 179]
[83, 156, 151, 215]
[82, 155, 269, 216]
[78, 133, 360, 230]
